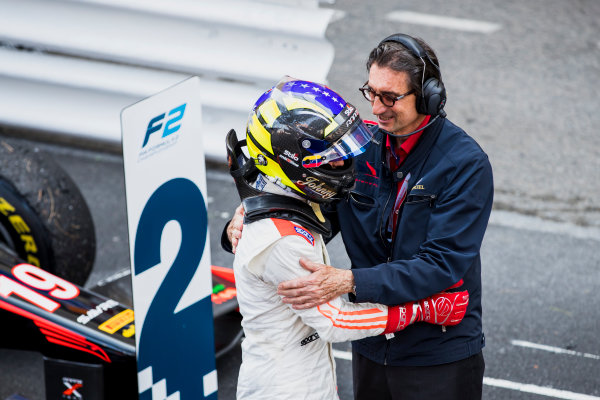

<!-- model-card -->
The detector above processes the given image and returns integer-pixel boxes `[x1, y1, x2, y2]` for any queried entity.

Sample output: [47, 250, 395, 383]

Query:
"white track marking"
[483, 377, 600, 400]
[386, 11, 501, 34]
[512, 340, 600, 360]
[333, 349, 600, 399]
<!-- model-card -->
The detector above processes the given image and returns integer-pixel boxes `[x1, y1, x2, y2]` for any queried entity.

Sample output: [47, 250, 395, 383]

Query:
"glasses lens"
[361, 88, 373, 102]
[380, 93, 395, 107]
[360, 87, 396, 107]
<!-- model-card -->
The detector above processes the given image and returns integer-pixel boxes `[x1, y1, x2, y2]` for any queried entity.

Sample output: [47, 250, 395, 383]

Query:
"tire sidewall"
[0, 178, 54, 270]
[0, 139, 96, 285]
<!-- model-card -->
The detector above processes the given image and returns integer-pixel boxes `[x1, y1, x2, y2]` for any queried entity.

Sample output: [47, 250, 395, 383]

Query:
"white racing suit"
[234, 217, 393, 400]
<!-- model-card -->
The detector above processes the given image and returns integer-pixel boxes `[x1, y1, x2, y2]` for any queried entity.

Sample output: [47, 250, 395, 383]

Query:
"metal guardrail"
[0, 0, 335, 160]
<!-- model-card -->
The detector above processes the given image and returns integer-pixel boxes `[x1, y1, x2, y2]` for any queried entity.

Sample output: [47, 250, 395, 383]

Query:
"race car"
[0, 138, 242, 399]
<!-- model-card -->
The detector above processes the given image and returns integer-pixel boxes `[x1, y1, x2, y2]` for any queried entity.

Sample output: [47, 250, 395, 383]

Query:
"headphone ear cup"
[417, 78, 446, 116]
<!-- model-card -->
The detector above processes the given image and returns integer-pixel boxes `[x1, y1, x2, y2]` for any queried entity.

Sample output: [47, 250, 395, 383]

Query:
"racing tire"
[0, 138, 96, 285]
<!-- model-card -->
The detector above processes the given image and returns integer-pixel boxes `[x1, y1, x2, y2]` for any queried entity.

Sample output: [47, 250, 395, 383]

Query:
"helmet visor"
[302, 120, 373, 168]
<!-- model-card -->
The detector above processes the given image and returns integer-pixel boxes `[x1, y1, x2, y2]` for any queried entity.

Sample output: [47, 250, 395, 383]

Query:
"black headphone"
[378, 33, 446, 118]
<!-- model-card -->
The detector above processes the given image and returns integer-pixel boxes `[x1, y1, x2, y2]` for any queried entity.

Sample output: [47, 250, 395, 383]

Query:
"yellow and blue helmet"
[243, 76, 373, 203]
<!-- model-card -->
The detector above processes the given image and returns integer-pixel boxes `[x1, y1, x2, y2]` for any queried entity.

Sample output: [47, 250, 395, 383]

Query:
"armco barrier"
[0, 0, 335, 160]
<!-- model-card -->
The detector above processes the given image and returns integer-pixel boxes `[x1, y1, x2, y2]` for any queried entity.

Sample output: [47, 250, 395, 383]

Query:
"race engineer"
[225, 76, 470, 399]
[273, 34, 494, 399]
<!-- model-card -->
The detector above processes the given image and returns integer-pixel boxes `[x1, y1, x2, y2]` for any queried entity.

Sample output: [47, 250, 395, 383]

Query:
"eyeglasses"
[358, 83, 415, 107]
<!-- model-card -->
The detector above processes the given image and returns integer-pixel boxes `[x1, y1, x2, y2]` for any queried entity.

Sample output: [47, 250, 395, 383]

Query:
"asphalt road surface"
[1, 0, 599, 399]
[1, 141, 598, 400]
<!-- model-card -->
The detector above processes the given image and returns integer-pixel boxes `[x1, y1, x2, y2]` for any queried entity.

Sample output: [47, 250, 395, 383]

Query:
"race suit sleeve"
[260, 235, 392, 342]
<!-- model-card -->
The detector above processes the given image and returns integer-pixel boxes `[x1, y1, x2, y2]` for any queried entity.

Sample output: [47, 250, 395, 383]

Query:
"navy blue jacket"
[327, 117, 493, 366]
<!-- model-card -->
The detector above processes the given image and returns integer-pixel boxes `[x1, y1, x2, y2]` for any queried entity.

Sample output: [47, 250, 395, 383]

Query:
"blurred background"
[0, 0, 599, 399]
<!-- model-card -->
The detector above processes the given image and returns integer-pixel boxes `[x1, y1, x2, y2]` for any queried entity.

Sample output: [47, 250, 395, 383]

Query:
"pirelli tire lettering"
[0, 191, 49, 269]
[0, 139, 96, 286]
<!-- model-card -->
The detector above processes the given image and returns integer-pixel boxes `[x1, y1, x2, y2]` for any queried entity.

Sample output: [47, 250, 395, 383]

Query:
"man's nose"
[371, 96, 387, 115]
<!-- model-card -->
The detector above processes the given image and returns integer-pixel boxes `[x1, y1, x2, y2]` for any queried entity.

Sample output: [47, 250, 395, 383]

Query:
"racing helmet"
[244, 76, 373, 203]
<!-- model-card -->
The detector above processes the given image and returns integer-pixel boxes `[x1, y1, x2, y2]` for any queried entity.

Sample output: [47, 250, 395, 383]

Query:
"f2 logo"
[142, 103, 187, 148]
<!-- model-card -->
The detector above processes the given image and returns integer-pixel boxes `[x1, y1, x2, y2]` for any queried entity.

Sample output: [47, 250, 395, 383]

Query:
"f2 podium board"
[121, 77, 217, 399]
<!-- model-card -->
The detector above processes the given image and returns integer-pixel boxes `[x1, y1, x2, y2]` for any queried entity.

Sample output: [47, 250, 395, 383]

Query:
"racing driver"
[225, 76, 469, 399]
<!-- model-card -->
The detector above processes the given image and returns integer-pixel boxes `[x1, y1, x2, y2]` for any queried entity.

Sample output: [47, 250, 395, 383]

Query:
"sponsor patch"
[61, 377, 83, 399]
[293, 226, 314, 246]
[295, 177, 336, 200]
[76, 299, 119, 325]
[365, 161, 377, 177]
[254, 174, 267, 191]
[272, 219, 316, 247]
[300, 332, 320, 346]
[98, 308, 135, 334]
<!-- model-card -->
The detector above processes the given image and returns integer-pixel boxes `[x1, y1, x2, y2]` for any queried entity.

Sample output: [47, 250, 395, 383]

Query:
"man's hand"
[226, 204, 244, 253]
[277, 258, 354, 310]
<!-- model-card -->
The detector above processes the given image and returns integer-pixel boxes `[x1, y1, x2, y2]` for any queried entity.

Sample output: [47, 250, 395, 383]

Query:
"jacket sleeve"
[262, 235, 390, 342]
[353, 151, 494, 305]
[220, 219, 234, 254]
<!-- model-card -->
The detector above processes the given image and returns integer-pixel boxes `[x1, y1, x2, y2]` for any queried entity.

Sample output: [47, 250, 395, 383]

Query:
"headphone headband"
[379, 33, 441, 75]
[379, 33, 427, 59]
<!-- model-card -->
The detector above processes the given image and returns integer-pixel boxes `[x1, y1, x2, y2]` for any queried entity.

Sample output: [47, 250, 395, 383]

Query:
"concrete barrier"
[0, 0, 335, 160]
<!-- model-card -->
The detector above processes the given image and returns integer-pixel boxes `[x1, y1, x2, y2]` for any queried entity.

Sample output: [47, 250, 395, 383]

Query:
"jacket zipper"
[381, 173, 395, 365]
[378, 177, 395, 247]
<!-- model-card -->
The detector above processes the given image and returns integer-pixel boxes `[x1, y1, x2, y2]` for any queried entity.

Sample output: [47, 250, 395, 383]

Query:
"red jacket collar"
[385, 115, 430, 169]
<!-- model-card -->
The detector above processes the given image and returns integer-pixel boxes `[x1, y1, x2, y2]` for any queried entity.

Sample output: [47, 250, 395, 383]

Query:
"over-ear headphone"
[378, 33, 446, 117]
